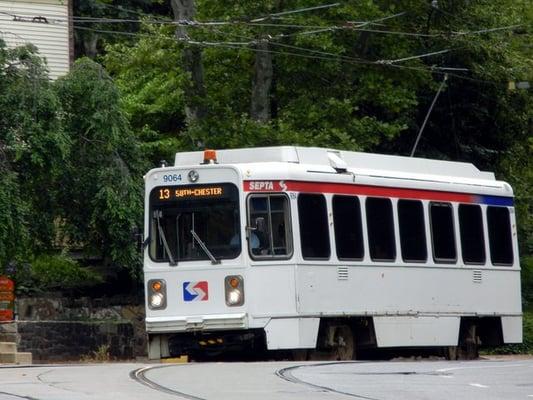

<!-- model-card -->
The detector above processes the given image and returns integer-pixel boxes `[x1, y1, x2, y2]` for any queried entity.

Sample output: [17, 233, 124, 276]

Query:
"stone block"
[0, 342, 16, 352]
[0, 351, 28, 364]
[0, 352, 16, 363]
[0, 322, 17, 333]
[15, 352, 32, 364]
[0, 333, 18, 343]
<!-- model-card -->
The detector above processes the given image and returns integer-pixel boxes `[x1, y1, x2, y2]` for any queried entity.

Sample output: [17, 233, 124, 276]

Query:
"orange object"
[0, 276, 14, 292]
[203, 149, 217, 163]
[0, 276, 14, 322]
[229, 277, 240, 288]
[0, 292, 14, 301]
[0, 310, 13, 321]
[152, 281, 162, 292]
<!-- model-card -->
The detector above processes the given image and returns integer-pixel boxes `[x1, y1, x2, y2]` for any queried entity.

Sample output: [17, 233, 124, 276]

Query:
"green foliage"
[0, 40, 68, 265]
[32, 254, 103, 290]
[14, 254, 103, 294]
[105, 25, 186, 164]
[54, 58, 145, 277]
[522, 257, 533, 309]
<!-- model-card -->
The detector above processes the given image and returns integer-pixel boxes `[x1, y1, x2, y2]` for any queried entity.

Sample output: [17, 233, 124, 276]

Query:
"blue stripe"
[480, 196, 514, 206]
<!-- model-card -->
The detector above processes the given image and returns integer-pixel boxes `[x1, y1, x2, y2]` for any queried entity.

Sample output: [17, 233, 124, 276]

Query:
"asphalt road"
[1, 358, 532, 400]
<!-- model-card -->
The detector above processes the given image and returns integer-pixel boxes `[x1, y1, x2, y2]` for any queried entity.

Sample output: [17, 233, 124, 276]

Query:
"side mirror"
[255, 217, 266, 233]
[131, 226, 144, 251]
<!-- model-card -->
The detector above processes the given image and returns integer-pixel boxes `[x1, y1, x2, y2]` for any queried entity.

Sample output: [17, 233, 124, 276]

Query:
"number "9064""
[163, 174, 182, 182]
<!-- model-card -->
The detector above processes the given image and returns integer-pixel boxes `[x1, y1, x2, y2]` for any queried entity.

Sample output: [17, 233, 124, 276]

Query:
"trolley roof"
[170, 146, 513, 199]
[175, 146, 496, 180]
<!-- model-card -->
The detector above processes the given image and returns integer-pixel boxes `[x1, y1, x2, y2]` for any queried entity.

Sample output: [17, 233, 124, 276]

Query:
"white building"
[0, 0, 72, 79]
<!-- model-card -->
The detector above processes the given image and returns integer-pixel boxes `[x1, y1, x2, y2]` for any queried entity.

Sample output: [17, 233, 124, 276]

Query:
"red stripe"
[244, 180, 475, 203]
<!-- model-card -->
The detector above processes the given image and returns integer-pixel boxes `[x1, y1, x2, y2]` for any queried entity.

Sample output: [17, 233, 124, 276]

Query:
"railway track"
[130, 362, 384, 400]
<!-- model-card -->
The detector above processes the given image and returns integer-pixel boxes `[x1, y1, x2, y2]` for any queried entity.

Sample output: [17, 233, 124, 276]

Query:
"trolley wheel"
[444, 346, 458, 360]
[457, 323, 479, 360]
[308, 324, 356, 361]
[332, 325, 355, 361]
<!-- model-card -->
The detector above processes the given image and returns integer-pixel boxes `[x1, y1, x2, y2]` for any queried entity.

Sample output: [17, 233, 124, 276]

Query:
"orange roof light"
[203, 149, 217, 164]
[229, 277, 240, 288]
[152, 281, 162, 292]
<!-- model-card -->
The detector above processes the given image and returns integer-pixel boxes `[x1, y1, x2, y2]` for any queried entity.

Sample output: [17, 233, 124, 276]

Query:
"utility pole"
[250, 37, 273, 123]
[171, 0, 207, 124]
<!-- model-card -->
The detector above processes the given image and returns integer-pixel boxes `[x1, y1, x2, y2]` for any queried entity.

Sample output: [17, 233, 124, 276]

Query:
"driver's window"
[248, 194, 292, 259]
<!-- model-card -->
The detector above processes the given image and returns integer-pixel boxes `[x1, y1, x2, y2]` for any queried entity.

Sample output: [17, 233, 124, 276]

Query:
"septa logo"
[183, 281, 209, 302]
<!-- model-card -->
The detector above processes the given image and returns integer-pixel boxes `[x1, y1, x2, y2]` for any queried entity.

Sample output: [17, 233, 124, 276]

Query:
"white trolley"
[143, 146, 522, 360]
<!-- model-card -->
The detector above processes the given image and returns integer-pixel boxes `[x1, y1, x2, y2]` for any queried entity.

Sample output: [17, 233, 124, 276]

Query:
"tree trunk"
[250, 39, 273, 123]
[170, 0, 207, 123]
[82, 32, 98, 59]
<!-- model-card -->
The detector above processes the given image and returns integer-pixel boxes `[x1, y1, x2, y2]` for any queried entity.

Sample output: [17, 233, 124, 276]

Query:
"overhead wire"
[2, 4, 522, 86]
[1, 8, 527, 39]
[250, 2, 341, 22]
[73, 25, 481, 83]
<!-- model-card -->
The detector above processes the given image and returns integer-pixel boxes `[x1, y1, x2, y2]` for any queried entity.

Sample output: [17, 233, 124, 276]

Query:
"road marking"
[469, 383, 489, 388]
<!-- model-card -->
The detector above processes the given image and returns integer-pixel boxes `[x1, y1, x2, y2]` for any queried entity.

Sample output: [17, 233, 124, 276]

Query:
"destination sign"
[157, 186, 224, 200]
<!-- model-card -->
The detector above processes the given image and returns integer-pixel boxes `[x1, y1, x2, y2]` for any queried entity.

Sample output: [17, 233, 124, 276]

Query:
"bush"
[13, 254, 103, 294]
[522, 256, 533, 309]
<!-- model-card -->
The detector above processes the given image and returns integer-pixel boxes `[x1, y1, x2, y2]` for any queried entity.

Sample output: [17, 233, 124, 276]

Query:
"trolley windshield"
[149, 183, 240, 263]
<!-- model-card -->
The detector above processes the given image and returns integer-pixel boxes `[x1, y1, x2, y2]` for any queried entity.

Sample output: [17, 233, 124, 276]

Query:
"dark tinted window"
[366, 197, 396, 261]
[333, 196, 364, 260]
[248, 194, 292, 259]
[298, 194, 330, 259]
[487, 206, 513, 265]
[459, 204, 486, 264]
[398, 200, 427, 262]
[430, 202, 456, 262]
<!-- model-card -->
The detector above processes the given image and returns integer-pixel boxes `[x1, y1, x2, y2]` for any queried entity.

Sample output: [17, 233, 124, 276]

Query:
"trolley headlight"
[147, 279, 167, 310]
[225, 275, 244, 307]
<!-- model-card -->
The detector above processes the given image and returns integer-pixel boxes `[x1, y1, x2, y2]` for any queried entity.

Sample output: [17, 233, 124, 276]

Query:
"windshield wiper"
[190, 229, 221, 265]
[154, 210, 177, 266]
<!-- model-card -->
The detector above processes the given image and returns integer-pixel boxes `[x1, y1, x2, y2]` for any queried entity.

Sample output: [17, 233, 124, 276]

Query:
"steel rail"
[130, 364, 207, 400]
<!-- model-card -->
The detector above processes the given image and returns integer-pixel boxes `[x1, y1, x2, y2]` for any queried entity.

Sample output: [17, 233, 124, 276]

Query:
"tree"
[55, 58, 145, 276]
[0, 40, 68, 267]
[171, 0, 207, 124]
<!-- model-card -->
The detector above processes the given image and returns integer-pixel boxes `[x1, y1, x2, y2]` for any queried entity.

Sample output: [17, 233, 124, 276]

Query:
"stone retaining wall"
[8, 296, 147, 362]
[17, 321, 135, 362]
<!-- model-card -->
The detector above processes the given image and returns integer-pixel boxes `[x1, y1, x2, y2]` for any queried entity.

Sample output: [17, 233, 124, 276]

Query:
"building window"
[366, 197, 396, 261]
[298, 194, 330, 259]
[333, 196, 364, 260]
[430, 202, 456, 263]
[487, 206, 513, 266]
[248, 194, 292, 259]
[398, 200, 427, 262]
[458, 204, 486, 264]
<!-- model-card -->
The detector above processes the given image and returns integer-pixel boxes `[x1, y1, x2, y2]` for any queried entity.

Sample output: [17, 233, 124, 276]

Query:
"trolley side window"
[333, 195, 364, 260]
[459, 204, 486, 264]
[430, 202, 457, 263]
[366, 197, 396, 262]
[487, 206, 513, 266]
[398, 199, 427, 262]
[298, 194, 330, 259]
[248, 194, 292, 259]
